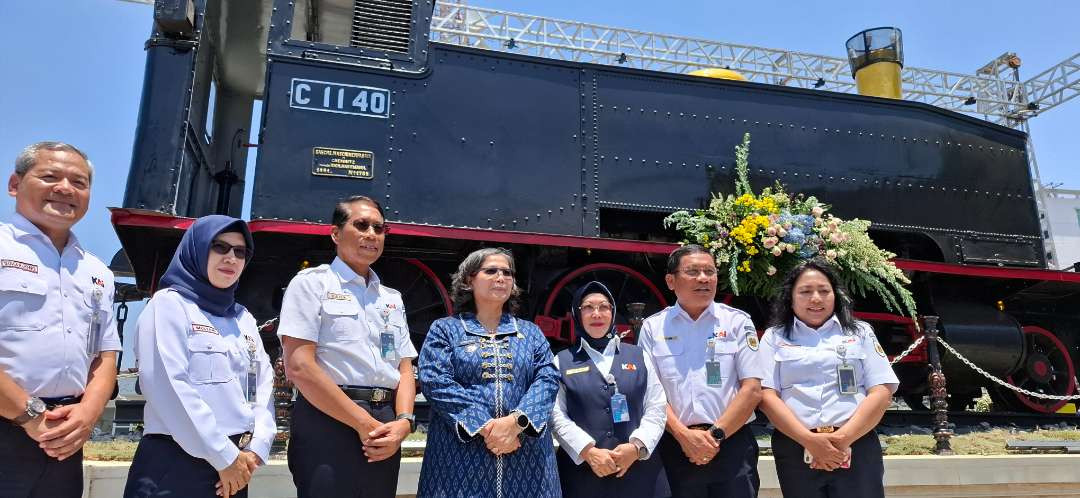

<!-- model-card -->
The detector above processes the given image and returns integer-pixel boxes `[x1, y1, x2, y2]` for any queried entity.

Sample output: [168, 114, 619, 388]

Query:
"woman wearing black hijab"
[124, 215, 276, 498]
[550, 281, 670, 498]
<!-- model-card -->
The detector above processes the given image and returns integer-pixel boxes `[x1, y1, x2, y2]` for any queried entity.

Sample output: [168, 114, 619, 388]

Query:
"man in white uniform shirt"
[278, 195, 417, 498]
[639, 245, 766, 498]
[0, 142, 121, 497]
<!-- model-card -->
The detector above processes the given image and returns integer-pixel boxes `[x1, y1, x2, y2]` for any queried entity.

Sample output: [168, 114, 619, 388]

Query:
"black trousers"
[659, 425, 759, 498]
[0, 422, 83, 498]
[288, 394, 402, 498]
[771, 429, 885, 498]
[124, 433, 249, 498]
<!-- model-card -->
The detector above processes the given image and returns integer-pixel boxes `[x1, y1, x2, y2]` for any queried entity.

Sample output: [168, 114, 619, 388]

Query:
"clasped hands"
[479, 414, 523, 456]
[581, 443, 638, 478]
[22, 402, 99, 461]
[802, 432, 851, 471]
[357, 418, 412, 463]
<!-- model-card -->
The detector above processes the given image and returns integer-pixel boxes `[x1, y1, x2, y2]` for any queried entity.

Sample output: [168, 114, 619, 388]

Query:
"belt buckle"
[815, 426, 836, 433]
[371, 389, 388, 403]
[238, 432, 252, 449]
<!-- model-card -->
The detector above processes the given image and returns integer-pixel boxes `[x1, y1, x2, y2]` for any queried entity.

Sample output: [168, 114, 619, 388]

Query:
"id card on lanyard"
[379, 308, 399, 362]
[836, 343, 857, 395]
[86, 288, 104, 356]
[245, 336, 259, 404]
[606, 374, 630, 423]
[705, 332, 724, 386]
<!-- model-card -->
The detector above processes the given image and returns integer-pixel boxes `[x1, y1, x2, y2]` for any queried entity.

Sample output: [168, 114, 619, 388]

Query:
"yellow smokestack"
[846, 27, 903, 99]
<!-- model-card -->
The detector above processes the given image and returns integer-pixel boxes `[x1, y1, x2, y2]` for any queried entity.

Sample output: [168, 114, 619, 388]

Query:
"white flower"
[767, 266, 777, 276]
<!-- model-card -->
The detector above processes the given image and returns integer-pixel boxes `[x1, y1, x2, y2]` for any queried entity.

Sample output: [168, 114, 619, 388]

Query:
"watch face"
[710, 427, 725, 441]
[29, 398, 46, 414]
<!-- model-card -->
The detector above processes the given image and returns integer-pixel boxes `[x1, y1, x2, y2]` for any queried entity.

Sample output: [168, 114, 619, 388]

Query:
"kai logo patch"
[746, 334, 760, 351]
[91, 276, 106, 288]
[714, 328, 728, 339]
[192, 324, 219, 335]
[1, 259, 38, 273]
[621, 363, 637, 371]
[325, 292, 352, 301]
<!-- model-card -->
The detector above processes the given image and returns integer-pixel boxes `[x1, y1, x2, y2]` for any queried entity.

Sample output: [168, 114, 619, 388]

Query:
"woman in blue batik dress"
[418, 247, 561, 498]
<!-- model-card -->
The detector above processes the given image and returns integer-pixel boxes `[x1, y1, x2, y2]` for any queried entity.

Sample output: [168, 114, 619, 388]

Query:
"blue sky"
[2, 0, 1078, 367]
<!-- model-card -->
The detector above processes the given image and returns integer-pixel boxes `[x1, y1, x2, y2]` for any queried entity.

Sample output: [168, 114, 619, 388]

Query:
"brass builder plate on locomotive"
[311, 147, 373, 179]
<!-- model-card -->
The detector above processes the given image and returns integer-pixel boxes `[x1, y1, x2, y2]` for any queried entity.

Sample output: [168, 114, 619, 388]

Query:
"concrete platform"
[83, 454, 1080, 497]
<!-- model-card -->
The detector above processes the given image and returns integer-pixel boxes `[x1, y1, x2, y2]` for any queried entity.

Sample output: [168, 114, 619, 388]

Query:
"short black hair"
[666, 244, 712, 274]
[331, 195, 385, 228]
[768, 258, 858, 339]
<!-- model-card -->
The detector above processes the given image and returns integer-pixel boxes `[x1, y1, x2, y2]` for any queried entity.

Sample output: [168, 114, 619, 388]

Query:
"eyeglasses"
[351, 220, 389, 235]
[210, 241, 251, 260]
[478, 267, 514, 278]
[678, 268, 718, 278]
[579, 303, 613, 314]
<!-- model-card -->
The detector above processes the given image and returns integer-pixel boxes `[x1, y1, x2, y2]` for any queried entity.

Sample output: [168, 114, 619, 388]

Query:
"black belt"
[3, 395, 83, 425]
[340, 385, 394, 404]
[145, 431, 253, 450]
[687, 424, 712, 431]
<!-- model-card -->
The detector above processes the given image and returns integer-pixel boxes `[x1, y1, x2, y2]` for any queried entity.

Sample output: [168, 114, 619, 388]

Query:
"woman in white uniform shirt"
[124, 215, 275, 498]
[757, 259, 899, 498]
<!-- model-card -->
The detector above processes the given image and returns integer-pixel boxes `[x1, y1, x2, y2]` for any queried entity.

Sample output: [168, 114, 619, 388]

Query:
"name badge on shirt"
[706, 360, 724, 386]
[611, 392, 630, 423]
[86, 288, 104, 356]
[837, 364, 857, 395]
[565, 366, 590, 376]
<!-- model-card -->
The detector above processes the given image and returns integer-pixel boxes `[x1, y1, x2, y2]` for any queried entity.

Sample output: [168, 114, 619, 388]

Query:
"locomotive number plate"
[290, 78, 390, 119]
[311, 147, 374, 179]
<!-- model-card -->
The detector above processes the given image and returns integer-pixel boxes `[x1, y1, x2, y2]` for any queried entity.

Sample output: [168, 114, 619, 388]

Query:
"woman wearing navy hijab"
[124, 215, 276, 498]
[550, 281, 669, 498]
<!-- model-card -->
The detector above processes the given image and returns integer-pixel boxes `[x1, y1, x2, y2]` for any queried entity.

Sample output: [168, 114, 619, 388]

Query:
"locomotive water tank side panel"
[591, 69, 1040, 264]
[253, 47, 584, 235]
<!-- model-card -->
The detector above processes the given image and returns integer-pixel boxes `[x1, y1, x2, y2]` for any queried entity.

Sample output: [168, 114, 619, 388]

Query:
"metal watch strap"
[632, 438, 648, 460]
[395, 413, 416, 433]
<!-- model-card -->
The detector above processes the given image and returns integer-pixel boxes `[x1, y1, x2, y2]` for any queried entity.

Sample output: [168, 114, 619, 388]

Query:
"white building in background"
[1045, 188, 1080, 270]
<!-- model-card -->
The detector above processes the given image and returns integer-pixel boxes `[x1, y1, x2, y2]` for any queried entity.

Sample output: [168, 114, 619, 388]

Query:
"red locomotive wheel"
[1005, 325, 1076, 413]
[541, 263, 668, 344]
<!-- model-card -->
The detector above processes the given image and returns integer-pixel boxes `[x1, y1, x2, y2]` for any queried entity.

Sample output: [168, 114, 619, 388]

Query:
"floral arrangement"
[663, 133, 917, 319]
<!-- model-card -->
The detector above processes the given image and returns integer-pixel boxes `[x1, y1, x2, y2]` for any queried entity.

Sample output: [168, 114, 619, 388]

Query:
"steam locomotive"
[113, 0, 1080, 413]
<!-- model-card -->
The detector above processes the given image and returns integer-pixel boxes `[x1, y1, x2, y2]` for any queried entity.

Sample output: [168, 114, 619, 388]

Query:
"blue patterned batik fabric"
[418, 313, 561, 498]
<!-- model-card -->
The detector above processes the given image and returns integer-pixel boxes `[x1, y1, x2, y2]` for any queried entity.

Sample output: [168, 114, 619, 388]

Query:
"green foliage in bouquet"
[664, 133, 917, 319]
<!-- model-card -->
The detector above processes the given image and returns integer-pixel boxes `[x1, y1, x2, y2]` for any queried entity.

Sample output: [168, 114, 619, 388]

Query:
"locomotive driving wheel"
[999, 325, 1077, 413]
[541, 263, 668, 344]
[373, 258, 452, 349]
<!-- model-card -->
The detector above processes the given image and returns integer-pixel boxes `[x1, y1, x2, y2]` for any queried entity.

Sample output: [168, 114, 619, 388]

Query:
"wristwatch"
[514, 411, 530, 431]
[631, 438, 648, 460]
[708, 424, 726, 444]
[395, 413, 416, 433]
[12, 397, 46, 426]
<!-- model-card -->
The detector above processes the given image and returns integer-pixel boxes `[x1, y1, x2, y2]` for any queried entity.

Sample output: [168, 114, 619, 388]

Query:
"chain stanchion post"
[923, 316, 954, 455]
[271, 356, 293, 455]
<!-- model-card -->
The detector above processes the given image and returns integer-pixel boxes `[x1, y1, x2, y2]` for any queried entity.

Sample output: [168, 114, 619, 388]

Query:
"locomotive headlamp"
[996, 300, 1005, 311]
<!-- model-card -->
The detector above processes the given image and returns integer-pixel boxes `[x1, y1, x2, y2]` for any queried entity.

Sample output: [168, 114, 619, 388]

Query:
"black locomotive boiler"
[112, 0, 1080, 413]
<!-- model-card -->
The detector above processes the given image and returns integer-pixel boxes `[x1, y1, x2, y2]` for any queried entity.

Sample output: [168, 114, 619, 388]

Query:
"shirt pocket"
[321, 299, 362, 341]
[0, 273, 47, 332]
[773, 346, 809, 389]
[187, 334, 235, 384]
[649, 336, 685, 381]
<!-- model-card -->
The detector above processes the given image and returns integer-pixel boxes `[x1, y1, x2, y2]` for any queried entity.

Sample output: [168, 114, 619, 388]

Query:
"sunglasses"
[352, 220, 389, 235]
[478, 267, 514, 278]
[210, 241, 252, 260]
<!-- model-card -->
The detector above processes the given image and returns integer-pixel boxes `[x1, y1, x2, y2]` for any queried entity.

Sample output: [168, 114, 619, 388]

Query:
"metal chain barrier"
[890, 335, 926, 366]
[936, 335, 1080, 401]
